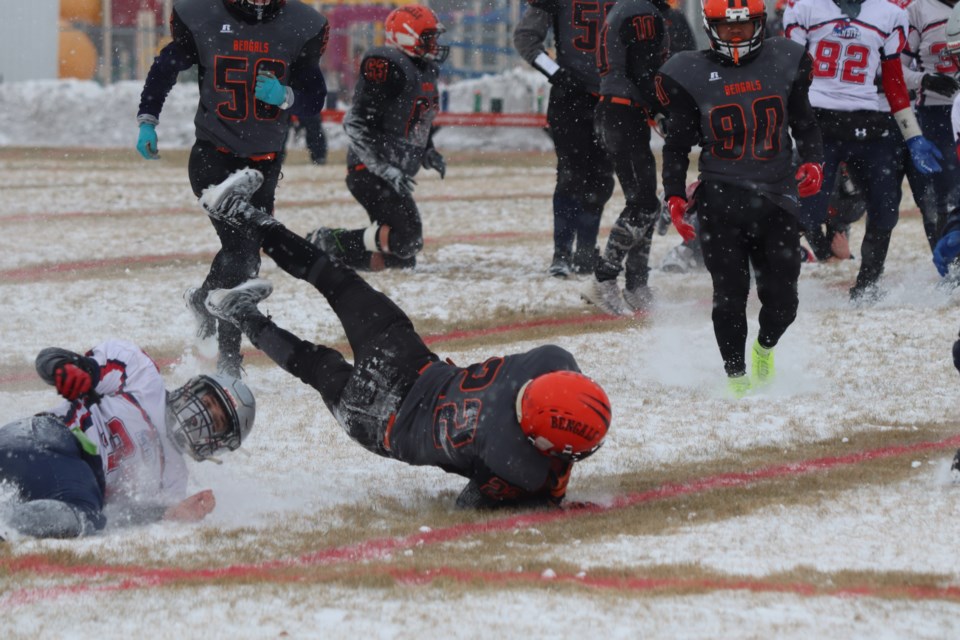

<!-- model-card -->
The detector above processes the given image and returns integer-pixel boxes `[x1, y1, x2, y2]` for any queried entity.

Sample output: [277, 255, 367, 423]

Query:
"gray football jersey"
[345, 46, 440, 176]
[174, 0, 327, 156]
[599, 0, 669, 101]
[659, 38, 807, 194]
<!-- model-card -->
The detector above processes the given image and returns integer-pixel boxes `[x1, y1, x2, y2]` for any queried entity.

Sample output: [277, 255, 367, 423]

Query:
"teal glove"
[137, 123, 159, 160]
[255, 71, 287, 106]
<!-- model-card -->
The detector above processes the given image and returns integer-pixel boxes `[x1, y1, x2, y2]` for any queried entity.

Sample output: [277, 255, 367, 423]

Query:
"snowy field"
[2, 81, 960, 638]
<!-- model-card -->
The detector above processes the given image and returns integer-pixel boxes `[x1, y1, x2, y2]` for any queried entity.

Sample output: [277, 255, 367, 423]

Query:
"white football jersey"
[902, 0, 960, 106]
[784, 0, 910, 111]
[51, 340, 188, 505]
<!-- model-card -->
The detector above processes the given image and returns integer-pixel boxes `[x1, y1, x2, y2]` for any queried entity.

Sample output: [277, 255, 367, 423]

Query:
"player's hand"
[921, 73, 960, 98]
[255, 71, 287, 107]
[933, 230, 960, 276]
[548, 67, 583, 92]
[422, 148, 446, 178]
[54, 363, 93, 401]
[667, 196, 696, 242]
[381, 165, 416, 196]
[906, 135, 943, 175]
[136, 123, 159, 160]
[795, 162, 824, 198]
[163, 489, 216, 522]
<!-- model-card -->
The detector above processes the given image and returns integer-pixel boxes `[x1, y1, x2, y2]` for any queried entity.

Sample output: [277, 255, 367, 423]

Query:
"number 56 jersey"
[656, 37, 819, 204]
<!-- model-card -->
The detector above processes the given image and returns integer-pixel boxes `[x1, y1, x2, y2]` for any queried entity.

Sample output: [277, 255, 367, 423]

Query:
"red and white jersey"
[784, 0, 910, 111]
[51, 340, 188, 505]
[902, 0, 960, 106]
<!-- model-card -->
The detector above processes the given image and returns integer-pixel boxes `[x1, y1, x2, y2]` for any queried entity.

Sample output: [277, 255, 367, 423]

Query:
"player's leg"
[797, 138, 844, 261]
[697, 182, 753, 380]
[918, 104, 960, 243]
[571, 97, 615, 274]
[0, 416, 105, 538]
[750, 205, 802, 383]
[846, 137, 901, 302]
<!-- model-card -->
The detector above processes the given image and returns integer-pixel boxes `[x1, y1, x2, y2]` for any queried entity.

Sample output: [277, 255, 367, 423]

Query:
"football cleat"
[548, 251, 572, 279]
[660, 243, 701, 274]
[728, 374, 752, 398]
[185, 287, 217, 340]
[581, 278, 629, 316]
[951, 449, 960, 482]
[751, 340, 775, 385]
[199, 168, 264, 215]
[572, 245, 599, 275]
[622, 284, 654, 312]
[305, 226, 345, 259]
[849, 283, 885, 307]
[205, 279, 274, 327]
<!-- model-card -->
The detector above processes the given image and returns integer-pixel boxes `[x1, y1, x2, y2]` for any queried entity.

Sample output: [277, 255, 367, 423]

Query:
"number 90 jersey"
[174, 0, 328, 156]
[783, 0, 909, 112]
[657, 37, 810, 197]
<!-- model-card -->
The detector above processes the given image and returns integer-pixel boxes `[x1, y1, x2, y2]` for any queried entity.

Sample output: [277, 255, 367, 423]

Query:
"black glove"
[35, 348, 102, 402]
[380, 165, 416, 196]
[548, 67, 583, 92]
[422, 148, 446, 179]
[921, 73, 960, 97]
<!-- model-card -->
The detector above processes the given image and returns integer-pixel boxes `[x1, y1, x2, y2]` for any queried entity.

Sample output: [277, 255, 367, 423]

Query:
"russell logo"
[221, 24, 233, 33]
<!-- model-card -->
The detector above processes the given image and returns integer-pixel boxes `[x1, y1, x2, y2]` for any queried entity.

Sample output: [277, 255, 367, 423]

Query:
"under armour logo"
[855, 128, 867, 139]
[709, 71, 721, 82]
[221, 24, 233, 33]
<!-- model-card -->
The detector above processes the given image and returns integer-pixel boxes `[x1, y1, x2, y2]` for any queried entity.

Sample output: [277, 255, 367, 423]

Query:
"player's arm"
[621, 13, 669, 108]
[514, 1, 582, 91]
[137, 9, 198, 124]
[882, 41, 943, 174]
[655, 72, 699, 200]
[455, 459, 571, 510]
[106, 490, 216, 526]
[277, 21, 330, 117]
[343, 54, 406, 168]
[788, 52, 824, 164]
[35, 348, 102, 402]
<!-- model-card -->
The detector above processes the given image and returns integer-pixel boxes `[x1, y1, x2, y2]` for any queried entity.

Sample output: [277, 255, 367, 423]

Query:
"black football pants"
[188, 140, 282, 371]
[698, 181, 801, 377]
[239, 224, 437, 456]
[547, 86, 615, 261]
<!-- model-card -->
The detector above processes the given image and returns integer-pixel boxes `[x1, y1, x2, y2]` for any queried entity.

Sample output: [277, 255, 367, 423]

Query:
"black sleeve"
[35, 348, 101, 389]
[788, 52, 824, 165]
[665, 9, 696, 54]
[287, 23, 330, 118]
[656, 71, 700, 199]
[621, 13, 668, 107]
[353, 54, 407, 108]
[455, 459, 571, 510]
[137, 9, 198, 119]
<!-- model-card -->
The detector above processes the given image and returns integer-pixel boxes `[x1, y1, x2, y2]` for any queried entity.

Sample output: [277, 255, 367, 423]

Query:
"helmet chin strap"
[834, 0, 863, 19]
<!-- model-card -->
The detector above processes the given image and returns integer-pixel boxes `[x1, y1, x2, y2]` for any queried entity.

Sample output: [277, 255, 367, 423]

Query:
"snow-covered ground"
[1, 78, 960, 638]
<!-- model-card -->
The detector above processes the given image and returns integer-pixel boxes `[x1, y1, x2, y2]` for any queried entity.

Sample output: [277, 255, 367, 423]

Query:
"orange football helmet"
[516, 371, 611, 461]
[384, 5, 450, 63]
[702, 0, 766, 64]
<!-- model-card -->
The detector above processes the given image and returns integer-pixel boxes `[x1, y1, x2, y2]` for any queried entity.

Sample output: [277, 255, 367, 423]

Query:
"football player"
[656, 0, 825, 396]
[199, 169, 612, 510]
[900, 0, 960, 253]
[0, 341, 255, 539]
[305, 5, 447, 272]
[932, 3, 960, 279]
[581, 0, 673, 316]
[783, 0, 943, 303]
[135, 0, 329, 376]
[514, 0, 616, 278]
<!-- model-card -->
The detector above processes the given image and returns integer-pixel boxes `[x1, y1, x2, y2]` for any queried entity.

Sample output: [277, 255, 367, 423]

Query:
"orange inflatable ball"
[59, 28, 98, 80]
[60, 0, 102, 25]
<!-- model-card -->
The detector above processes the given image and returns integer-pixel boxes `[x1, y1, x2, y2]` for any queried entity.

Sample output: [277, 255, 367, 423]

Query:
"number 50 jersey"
[656, 37, 821, 207]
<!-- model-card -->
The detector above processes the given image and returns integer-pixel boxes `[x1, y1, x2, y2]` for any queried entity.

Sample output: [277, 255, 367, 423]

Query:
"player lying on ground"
[0, 340, 255, 539]
[198, 169, 612, 509]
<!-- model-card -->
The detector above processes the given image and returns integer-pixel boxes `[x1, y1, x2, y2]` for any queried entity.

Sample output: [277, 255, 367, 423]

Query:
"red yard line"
[3, 433, 959, 607]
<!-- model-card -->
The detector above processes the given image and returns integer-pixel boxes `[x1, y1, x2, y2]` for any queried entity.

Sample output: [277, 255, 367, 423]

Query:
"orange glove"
[667, 196, 695, 242]
[795, 162, 824, 198]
